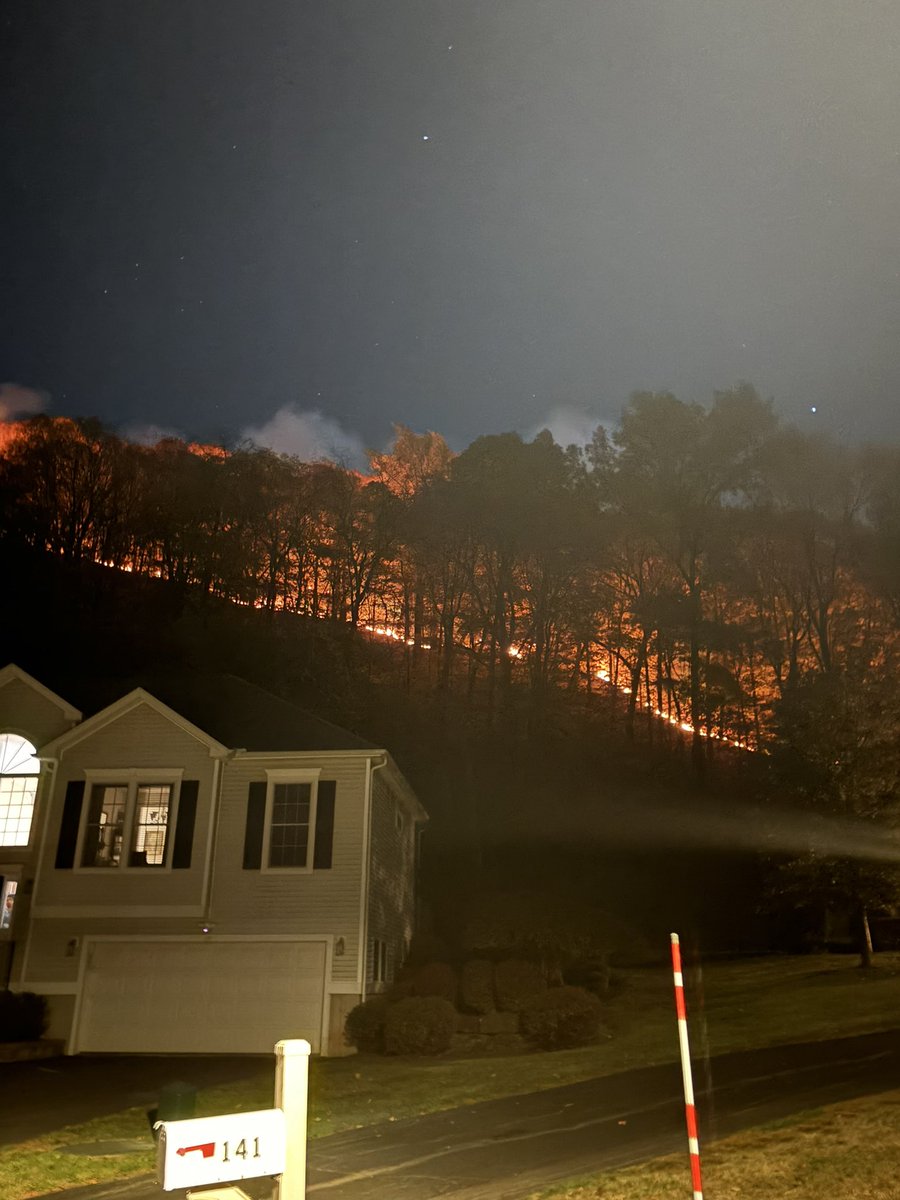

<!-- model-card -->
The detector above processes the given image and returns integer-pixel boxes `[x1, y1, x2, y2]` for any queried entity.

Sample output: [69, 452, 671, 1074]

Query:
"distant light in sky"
[422, 134, 430, 141]
[811, 406, 818, 413]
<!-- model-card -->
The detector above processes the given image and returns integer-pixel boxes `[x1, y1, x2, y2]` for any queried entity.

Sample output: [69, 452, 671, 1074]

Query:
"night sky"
[3, 1, 899, 464]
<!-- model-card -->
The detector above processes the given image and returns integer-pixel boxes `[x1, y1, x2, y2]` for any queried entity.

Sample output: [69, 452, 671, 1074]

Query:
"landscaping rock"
[0, 1038, 65, 1062]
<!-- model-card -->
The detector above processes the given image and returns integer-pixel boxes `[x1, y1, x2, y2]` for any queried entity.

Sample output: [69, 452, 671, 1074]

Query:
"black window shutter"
[243, 781, 267, 869]
[171, 780, 199, 869]
[313, 780, 336, 869]
[55, 781, 85, 869]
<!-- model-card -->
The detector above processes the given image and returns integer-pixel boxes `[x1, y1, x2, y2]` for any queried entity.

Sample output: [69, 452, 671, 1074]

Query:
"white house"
[0, 664, 426, 1055]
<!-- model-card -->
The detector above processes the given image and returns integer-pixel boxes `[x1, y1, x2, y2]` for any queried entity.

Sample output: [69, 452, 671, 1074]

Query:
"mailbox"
[156, 1108, 287, 1192]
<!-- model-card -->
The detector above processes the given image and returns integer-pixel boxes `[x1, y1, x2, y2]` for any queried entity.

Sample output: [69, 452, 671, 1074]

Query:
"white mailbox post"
[156, 1038, 311, 1200]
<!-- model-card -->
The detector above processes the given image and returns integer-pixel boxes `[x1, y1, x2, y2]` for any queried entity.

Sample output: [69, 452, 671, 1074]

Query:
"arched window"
[0, 733, 40, 846]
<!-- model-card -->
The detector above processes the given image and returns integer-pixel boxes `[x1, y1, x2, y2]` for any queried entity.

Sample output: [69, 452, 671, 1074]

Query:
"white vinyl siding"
[36, 704, 215, 908]
[211, 756, 368, 983]
[24, 914, 213, 983]
[0, 676, 77, 748]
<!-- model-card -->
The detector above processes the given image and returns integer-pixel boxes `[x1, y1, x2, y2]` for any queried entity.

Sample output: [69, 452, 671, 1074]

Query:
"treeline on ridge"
[1, 385, 897, 773]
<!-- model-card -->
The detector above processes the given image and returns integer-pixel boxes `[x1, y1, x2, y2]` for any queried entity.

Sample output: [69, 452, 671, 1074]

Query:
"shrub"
[404, 932, 452, 967]
[520, 986, 603, 1050]
[383, 996, 456, 1056]
[460, 958, 495, 1014]
[565, 956, 616, 995]
[344, 996, 390, 1053]
[494, 959, 546, 1013]
[386, 974, 417, 1002]
[407, 961, 458, 1004]
[0, 990, 49, 1042]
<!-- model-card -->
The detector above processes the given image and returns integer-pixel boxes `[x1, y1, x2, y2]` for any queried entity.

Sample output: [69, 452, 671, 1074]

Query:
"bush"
[565, 956, 618, 996]
[344, 996, 390, 1053]
[494, 959, 546, 1012]
[404, 932, 452, 967]
[386, 974, 417, 1002]
[520, 986, 603, 1050]
[407, 961, 458, 1004]
[0, 990, 49, 1042]
[384, 996, 456, 1056]
[460, 958, 495, 1014]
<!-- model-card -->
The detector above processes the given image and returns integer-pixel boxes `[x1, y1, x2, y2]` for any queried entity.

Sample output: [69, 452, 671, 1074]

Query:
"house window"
[0, 734, 40, 847]
[1, 878, 17, 931]
[269, 782, 312, 867]
[259, 769, 322, 872]
[82, 785, 127, 866]
[79, 773, 180, 869]
[132, 785, 172, 865]
[242, 773, 336, 872]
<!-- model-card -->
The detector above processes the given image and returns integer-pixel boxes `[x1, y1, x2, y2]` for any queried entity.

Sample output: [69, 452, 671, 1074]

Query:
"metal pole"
[274, 1038, 311, 1200]
[670, 933, 704, 1200]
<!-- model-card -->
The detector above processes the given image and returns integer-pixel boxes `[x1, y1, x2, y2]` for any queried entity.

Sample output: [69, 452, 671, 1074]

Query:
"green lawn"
[5, 953, 900, 1199]
[532, 1089, 900, 1200]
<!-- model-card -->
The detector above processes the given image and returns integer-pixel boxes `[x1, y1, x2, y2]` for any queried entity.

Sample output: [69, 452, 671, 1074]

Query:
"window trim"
[261, 768, 321, 873]
[372, 937, 388, 984]
[75, 769, 184, 873]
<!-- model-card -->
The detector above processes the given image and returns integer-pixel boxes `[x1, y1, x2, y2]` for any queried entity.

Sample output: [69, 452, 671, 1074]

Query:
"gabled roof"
[39, 687, 231, 758]
[40, 671, 377, 754]
[137, 673, 378, 753]
[0, 663, 82, 723]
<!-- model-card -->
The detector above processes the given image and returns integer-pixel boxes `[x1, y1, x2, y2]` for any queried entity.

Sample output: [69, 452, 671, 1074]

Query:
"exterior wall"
[328, 993, 362, 1056]
[210, 753, 369, 986]
[0, 676, 77, 749]
[23, 914, 215, 986]
[45, 994, 76, 1041]
[366, 771, 417, 988]
[33, 703, 217, 912]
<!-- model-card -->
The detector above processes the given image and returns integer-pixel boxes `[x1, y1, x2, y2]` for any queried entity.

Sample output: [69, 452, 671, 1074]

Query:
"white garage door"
[76, 939, 327, 1054]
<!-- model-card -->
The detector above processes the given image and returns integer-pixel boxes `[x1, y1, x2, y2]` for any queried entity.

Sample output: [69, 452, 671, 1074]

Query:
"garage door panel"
[78, 941, 326, 1054]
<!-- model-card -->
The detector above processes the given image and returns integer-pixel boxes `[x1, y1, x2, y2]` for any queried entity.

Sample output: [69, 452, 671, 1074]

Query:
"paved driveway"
[19, 1029, 900, 1200]
[1, 1053, 272, 1146]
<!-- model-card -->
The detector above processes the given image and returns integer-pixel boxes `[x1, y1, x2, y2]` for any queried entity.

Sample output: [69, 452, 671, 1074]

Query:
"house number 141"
[222, 1138, 261, 1163]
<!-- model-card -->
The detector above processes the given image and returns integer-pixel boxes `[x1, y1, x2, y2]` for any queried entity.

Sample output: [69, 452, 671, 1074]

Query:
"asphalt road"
[22, 1030, 900, 1200]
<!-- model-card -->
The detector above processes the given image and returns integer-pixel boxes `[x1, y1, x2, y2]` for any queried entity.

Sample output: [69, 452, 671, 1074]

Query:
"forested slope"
[2, 393, 897, 955]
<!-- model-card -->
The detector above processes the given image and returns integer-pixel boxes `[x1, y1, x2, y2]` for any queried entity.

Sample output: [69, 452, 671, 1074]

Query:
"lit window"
[0, 733, 40, 847]
[82, 785, 127, 867]
[0, 878, 17, 931]
[80, 778, 176, 869]
[132, 784, 172, 865]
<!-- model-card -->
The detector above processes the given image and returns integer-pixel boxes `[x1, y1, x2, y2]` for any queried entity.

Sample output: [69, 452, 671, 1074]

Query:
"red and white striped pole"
[670, 933, 704, 1200]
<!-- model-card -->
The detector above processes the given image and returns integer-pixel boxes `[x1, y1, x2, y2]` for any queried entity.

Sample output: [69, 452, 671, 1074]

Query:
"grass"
[5, 953, 900, 1198]
[532, 1089, 900, 1199]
